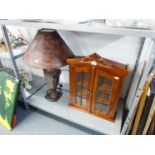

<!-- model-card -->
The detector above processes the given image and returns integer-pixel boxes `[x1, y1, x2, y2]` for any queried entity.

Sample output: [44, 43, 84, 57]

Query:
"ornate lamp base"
[43, 68, 62, 102]
[45, 88, 62, 102]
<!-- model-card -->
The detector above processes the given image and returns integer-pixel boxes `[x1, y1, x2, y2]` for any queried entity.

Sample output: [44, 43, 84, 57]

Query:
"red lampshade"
[24, 29, 74, 69]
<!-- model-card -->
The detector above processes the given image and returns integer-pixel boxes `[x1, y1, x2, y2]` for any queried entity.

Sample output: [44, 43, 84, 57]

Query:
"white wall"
[0, 26, 143, 109]
[58, 31, 142, 98]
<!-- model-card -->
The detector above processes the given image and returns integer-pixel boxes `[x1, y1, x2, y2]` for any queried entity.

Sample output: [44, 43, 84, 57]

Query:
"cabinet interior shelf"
[76, 90, 110, 104]
[98, 84, 112, 93]
[76, 80, 112, 93]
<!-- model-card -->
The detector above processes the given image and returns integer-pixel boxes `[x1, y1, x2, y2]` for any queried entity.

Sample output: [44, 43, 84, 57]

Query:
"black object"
[147, 115, 155, 135]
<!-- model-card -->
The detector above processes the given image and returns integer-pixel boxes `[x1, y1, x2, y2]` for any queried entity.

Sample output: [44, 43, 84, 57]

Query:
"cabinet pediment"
[67, 53, 128, 77]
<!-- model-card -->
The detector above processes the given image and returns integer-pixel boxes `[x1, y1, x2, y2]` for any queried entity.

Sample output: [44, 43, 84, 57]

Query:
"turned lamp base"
[45, 88, 62, 102]
[43, 68, 62, 102]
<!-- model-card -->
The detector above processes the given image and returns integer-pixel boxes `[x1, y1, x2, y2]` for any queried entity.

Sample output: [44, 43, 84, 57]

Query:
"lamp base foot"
[45, 89, 62, 102]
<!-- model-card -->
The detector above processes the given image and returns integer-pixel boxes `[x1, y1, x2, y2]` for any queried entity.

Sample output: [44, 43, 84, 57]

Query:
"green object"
[0, 71, 20, 130]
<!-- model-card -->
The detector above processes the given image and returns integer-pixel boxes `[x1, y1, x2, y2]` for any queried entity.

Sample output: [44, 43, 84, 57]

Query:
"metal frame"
[1, 25, 29, 109]
[125, 38, 153, 110]
[0, 20, 155, 134]
[121, 39, 155, 134]
[25, 83, 46, 100]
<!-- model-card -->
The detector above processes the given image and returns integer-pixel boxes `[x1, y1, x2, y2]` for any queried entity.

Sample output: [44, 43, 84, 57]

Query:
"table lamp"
[24, 29, 74, 101]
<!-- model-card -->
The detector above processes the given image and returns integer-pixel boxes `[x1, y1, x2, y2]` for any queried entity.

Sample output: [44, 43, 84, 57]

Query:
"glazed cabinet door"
[91, 68, 121, 121]
[69, 66, 92, 111]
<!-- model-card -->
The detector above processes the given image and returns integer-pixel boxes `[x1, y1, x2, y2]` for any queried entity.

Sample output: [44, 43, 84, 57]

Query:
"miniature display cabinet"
[67, 53, 128, 122]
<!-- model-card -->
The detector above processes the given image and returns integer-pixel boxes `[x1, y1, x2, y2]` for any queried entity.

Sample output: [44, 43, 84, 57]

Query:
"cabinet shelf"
[75, 75, 113, 99]
[1, 20, 155, 38]
[76, 92, 87, 98]
[95, 93, 110, 104]
[97, 87, 111, 94]
[76, 90, 110, 104]
[96, 99, 109, 104]
[76, 80, 88, 87]
[97, 78, 113, 93]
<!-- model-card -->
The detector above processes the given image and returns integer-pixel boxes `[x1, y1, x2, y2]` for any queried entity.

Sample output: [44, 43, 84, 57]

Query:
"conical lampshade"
[24, 29, 74, 69]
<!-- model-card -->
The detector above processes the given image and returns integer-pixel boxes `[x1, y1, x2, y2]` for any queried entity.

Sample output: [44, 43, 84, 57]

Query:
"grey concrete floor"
[0, 105, 100, 135]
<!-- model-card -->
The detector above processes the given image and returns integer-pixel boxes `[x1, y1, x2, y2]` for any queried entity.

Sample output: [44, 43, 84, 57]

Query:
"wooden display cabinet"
[67, 53, 128, 122]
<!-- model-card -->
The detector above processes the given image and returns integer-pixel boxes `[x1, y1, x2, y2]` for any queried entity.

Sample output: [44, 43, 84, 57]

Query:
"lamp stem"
[43, 68, 62, 102]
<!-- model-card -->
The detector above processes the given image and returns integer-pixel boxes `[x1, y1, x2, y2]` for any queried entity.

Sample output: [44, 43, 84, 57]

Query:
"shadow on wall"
[58, 31, 122, 56]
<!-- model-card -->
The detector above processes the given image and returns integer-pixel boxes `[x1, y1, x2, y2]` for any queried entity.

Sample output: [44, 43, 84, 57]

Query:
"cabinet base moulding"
[69, 103, 116, 122]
